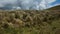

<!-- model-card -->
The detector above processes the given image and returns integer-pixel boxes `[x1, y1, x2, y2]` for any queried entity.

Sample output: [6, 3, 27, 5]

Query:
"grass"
[0, 10, 60, 34]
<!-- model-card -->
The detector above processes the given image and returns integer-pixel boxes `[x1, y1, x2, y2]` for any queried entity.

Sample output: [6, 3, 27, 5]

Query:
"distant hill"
[47, 5, 60, 10]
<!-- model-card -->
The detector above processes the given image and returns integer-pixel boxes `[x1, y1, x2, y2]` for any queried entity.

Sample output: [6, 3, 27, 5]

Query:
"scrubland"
[0, 9, 60, 34]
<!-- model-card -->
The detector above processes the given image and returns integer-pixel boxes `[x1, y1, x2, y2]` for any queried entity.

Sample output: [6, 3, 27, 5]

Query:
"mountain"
[0, 5, 60, 34]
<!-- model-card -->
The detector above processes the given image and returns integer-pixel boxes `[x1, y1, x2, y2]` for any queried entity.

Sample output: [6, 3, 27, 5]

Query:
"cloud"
[0, 0, 16, 7]
[39, 0, 56, 9]
[0, 0, 56, 10]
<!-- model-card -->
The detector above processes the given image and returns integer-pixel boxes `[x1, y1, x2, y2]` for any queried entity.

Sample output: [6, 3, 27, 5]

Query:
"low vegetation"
[0, 5, 60, 34]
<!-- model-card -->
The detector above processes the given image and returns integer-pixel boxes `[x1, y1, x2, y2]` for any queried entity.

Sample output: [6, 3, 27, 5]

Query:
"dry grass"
[0, 10, 60, 34]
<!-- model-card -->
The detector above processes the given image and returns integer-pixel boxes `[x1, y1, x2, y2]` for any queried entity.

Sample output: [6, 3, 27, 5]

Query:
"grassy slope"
[0, 6, 60, 34]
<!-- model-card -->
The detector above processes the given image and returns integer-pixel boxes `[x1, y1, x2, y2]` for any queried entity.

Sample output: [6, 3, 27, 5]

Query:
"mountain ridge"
[47, 5, 60, 10]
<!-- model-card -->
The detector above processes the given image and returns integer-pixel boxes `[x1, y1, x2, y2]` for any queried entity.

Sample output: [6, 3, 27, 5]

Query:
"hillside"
[0, 5, 60, 34]
[47, 5, 60, 10]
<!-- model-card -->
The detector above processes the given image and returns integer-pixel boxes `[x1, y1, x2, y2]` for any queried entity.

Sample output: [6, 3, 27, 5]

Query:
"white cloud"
[45, 0, 56, 3]
[0, 0, 56, 10]
[39, 0, 56, 9]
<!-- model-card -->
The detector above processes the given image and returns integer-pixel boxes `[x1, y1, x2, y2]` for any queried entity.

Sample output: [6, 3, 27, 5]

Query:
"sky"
[51, 0, 60, 5]
[49, 0, 60, 7]
[0, 0, 60, 10]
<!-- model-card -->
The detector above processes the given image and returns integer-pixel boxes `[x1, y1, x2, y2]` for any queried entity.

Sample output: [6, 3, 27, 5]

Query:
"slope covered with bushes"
[0, 5, 60, 34]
